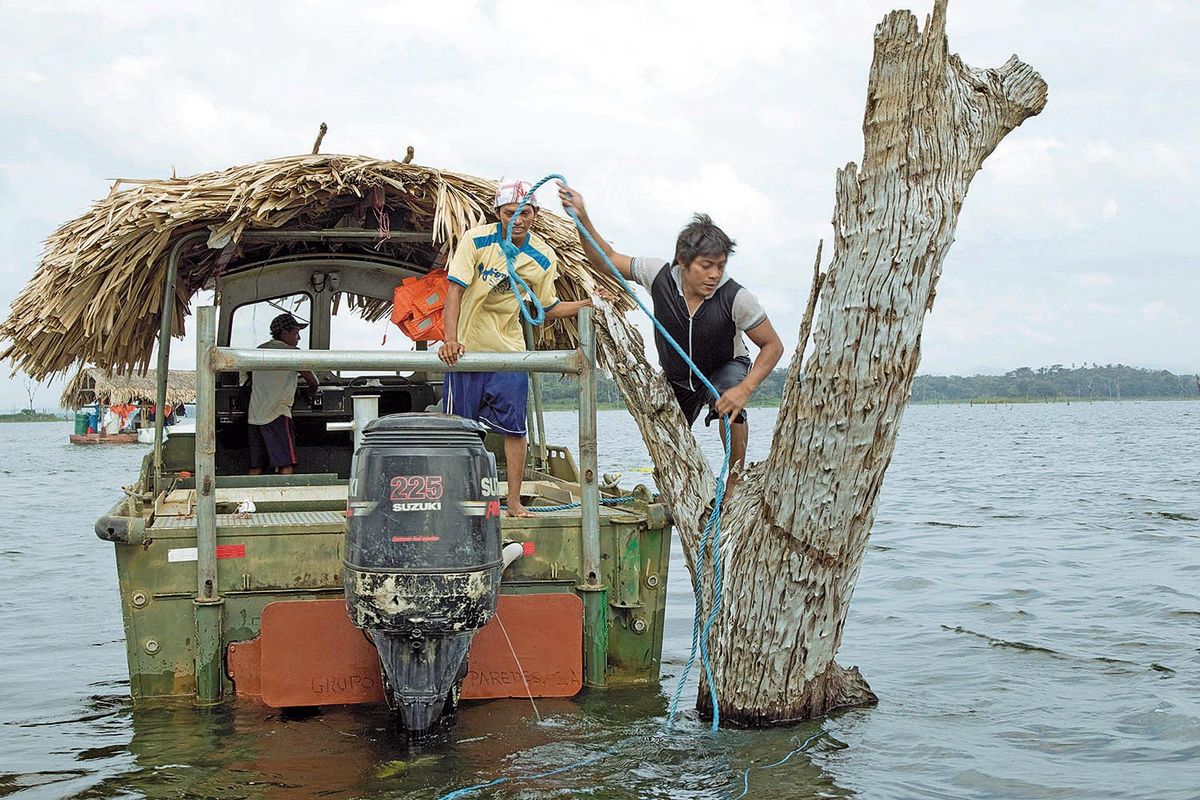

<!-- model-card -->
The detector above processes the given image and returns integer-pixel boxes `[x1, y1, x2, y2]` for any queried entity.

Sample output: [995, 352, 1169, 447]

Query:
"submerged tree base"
[697, 662, 879, 728]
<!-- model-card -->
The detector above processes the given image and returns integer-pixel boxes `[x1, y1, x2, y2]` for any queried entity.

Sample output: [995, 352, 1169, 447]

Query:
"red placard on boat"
[462, 594, 583, 699]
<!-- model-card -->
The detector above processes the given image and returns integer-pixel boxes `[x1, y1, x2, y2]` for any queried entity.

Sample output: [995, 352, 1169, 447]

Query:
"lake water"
[1, 401, 1198, 799]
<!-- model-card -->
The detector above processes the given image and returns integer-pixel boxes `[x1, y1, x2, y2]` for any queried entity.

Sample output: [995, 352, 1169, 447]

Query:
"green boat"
[7, 155, 674, 730]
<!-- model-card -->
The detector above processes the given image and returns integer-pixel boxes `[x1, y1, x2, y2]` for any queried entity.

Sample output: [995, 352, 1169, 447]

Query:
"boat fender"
[95, 505, 146, 544]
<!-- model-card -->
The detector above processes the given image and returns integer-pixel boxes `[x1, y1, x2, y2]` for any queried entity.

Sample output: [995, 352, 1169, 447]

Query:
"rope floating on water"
[436, 752, 609, 800]
[728, 733, 825, 800]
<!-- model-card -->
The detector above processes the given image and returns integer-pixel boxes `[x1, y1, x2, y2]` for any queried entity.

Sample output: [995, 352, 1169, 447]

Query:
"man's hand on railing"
[438, 340, 466, 366]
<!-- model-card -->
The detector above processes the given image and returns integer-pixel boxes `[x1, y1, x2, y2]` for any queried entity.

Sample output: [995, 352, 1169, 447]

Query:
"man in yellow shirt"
[438, 179, 605, 517]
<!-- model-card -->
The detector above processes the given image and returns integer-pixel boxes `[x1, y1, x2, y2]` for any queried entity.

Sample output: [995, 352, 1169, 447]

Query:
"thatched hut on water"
[0, 154, 632, 379]
[62, 367, 196, 411]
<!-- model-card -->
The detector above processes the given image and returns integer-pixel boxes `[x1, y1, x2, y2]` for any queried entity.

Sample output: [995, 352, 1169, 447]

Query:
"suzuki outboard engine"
[344, 413, 502, 733]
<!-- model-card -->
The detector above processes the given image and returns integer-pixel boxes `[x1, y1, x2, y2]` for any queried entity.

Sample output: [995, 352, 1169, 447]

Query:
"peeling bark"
[594, 0, 1047, 724]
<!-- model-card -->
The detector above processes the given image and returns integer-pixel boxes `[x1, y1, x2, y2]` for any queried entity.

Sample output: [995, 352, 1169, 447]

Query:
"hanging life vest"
[390, 270, 448, 342]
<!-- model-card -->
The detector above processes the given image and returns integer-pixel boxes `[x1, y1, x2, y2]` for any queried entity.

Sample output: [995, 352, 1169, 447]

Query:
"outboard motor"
[344, 413, 502, 733]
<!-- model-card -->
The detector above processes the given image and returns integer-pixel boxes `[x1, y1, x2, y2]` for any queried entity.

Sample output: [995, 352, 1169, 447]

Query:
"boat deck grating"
[149, 510, 347, 531]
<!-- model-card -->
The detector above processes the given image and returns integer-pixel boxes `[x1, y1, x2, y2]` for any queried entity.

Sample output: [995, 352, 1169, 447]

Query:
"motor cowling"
[344, 413, 501, 733]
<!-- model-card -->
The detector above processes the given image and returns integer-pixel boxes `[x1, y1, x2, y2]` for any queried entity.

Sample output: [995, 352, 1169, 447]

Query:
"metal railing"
[190, 304, 604, 701]
[151, 228, 436, 495]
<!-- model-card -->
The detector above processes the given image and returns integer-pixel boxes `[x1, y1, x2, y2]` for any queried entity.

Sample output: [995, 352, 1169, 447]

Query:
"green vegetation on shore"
[536, 364, 1199, 410]
[0, 410, 64, 423]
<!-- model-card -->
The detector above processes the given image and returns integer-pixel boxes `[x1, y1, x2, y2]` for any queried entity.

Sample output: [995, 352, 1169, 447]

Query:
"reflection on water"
[2, 401, 1199, 799]
[57, 693, 841, 800]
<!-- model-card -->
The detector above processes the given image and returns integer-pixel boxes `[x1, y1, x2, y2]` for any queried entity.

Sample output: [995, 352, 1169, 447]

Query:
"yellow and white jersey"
[447, 223, 561, 353]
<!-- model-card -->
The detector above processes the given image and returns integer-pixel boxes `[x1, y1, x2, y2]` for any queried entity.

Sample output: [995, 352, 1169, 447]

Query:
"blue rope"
[436, 173, 737, 800]
[501, 496, 637, 513]
[436, 751, 608, 800]
[556, 178, 731, 732]
[503, 176, 731, 729]
[434, 733, 824, 800]
[505, 175, 731, 728]
[727, 733, 824, 799]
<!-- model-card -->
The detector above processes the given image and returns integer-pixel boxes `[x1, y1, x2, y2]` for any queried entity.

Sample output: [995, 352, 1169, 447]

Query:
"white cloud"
[1076, 272, 1115, 288]
[1141, 301, 1167, 320]
[1083, 141, 1115, 163]
[633, 165, 784, 248]
[2, 0, 1200, 409]
[1151, 142, 1189, 179]
[983, 137, 1062, 186]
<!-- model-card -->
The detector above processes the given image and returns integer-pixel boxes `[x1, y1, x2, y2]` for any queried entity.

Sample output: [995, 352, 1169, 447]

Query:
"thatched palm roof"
[63, 367, 196, 409]
[1, 154, 629, 380]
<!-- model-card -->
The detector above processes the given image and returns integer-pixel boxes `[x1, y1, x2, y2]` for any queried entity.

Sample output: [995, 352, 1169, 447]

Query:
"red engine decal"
[486, 500, 502, 519]
[389, 475, 444, 501]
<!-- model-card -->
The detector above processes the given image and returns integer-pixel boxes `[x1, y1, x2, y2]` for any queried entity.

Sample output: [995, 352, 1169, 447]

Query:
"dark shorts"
[672, 356, 751, 427]
[444, 371, 528, 436]
[249, 415, 297, 469]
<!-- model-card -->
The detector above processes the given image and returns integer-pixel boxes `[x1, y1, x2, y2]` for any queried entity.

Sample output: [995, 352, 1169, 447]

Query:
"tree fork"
[591, 0, 1046, 725]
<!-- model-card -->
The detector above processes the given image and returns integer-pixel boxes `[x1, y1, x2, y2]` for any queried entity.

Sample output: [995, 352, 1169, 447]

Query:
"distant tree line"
[537, 364, 1199, 409]
[910, 364, 1197, 402]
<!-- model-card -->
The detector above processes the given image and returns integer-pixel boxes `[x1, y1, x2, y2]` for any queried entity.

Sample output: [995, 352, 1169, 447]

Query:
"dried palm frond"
[1, 154, 632, 380]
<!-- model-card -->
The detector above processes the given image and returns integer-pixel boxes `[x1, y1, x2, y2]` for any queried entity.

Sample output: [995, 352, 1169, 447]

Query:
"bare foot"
[506, 501, 536, 518]
[722, 471, 742, 505]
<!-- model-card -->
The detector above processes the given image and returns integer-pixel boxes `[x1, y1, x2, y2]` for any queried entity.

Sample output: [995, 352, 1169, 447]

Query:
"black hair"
[674, 213, 736, 267]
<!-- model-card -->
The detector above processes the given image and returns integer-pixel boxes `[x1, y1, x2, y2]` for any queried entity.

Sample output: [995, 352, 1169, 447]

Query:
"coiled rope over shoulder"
[500, 173, 572, 327]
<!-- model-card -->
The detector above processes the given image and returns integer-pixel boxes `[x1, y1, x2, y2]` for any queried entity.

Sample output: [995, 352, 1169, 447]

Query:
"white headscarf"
[494, 179, 538, 209]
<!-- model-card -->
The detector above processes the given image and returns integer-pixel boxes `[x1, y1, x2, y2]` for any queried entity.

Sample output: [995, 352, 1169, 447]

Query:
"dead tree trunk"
[592, 0, 1047, 725]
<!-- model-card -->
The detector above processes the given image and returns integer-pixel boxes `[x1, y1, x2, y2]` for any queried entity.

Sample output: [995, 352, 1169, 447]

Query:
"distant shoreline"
[913, 395, 1199, 406]
[0, 414, 65, 423]
[539, 395, 1199, 412]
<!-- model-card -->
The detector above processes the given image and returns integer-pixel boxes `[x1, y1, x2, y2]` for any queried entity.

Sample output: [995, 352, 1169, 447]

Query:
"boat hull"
[70, 432, 141, 445]
[106, 478, 672, 705]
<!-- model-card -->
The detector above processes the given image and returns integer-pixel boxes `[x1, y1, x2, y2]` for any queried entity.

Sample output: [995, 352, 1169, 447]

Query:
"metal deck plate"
[148, 510, 347, 531]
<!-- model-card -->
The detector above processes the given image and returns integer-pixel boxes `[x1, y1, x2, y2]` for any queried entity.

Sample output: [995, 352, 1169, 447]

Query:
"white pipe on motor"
[501, 542, 524, 571]
[352, 394, 380, 453]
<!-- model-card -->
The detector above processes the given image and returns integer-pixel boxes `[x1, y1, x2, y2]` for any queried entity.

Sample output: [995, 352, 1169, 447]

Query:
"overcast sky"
[1, 0, 1197, 410]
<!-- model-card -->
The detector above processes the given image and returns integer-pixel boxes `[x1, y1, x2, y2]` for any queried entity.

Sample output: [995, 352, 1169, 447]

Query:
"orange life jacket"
[391, 270, 448, 342]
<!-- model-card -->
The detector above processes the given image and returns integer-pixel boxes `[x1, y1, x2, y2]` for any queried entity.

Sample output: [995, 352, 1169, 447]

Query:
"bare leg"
[718, 419, 749, 492]
[504, 434, 534, 517]
[279, 465, 295, 475]
[248, 467, 263, 476]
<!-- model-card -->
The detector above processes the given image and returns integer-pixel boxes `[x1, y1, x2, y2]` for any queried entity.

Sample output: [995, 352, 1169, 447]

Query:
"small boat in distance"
[63, 367, 195, 445]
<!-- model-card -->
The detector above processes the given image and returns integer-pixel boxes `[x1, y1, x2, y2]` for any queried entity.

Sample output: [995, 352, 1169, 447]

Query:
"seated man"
[438, 179, 608, 516]
[248, 312, 318, 476]
[559, 185, 784, 475]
